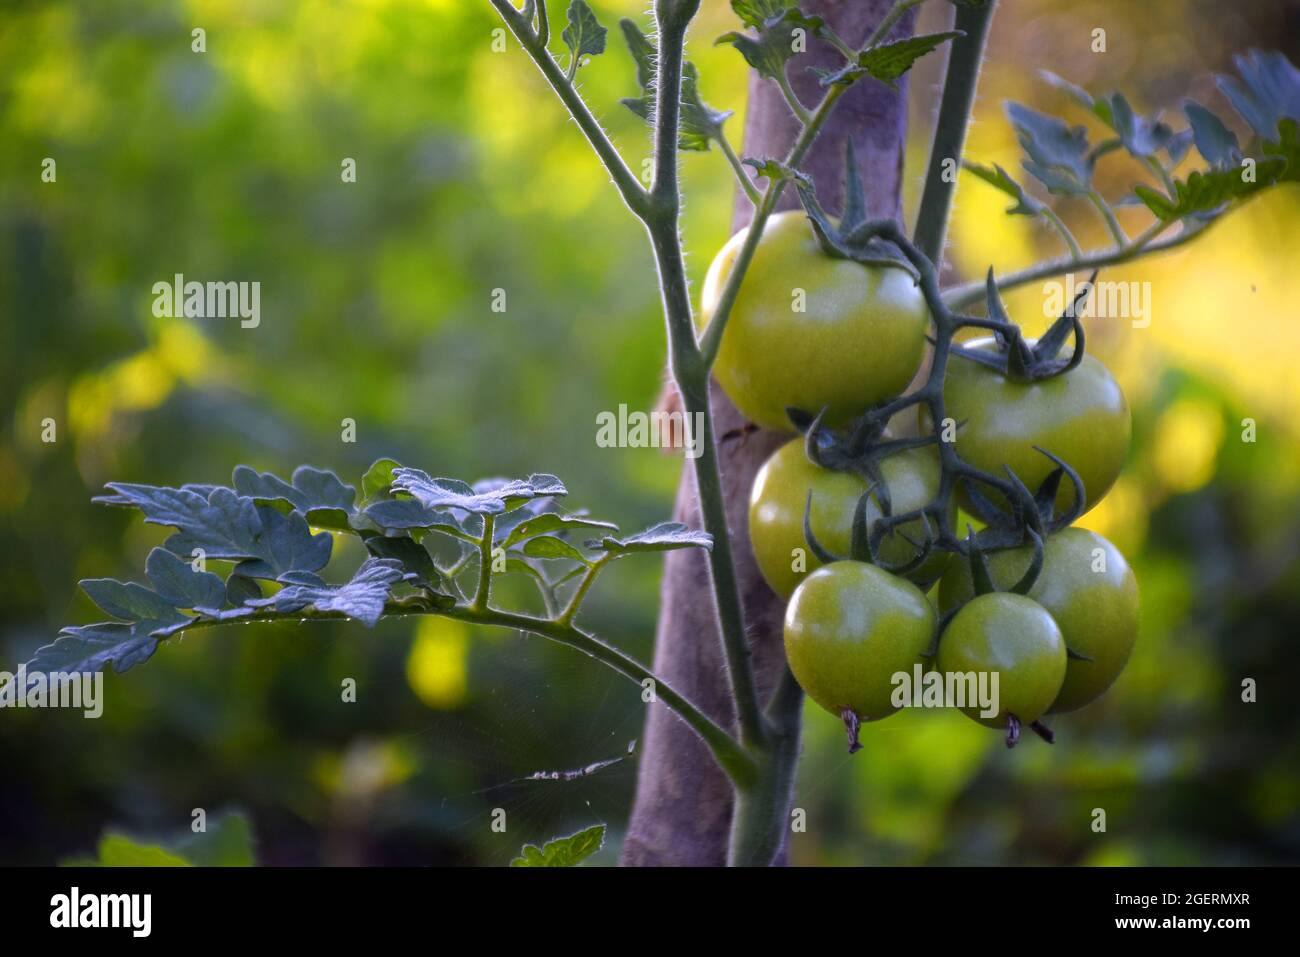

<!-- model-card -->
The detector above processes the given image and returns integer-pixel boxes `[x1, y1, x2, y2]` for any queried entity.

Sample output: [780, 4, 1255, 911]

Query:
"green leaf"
[620, 19, 733, 152]
[521, 535, 589, 563]
[145, 547, 226, 611]
[99, 484, 333, 577]
[391, 469, 566, 515]
[1006, 101, 1093, 195]
[224, 574, 262, 606]
[510, 824, 606, 867]
[1185, 102, 1241, 169]
[95, 835, 192, 867]
[69, 811, 256, 867]
[364, 498, 471, 540]
[854, 31, 962, 86]
[1132, 159, 1285, 222]
[167, 811, 257, 866]
[730, 0, 786, 26]
[1216, 49, 1300, 140]
[361, 458, 402, 501]
[244, 558, 404, 628]
[232, 464, 356, 516]
[27, 622, 159, 675]
[80, 578, 189, 626]
[962, 160, 1045, 216]
[361, 533, 453, 600]
[502, 512, 618, 548]
[561, 0, 607, 70]
[716, 8, 822, 82]
[591, 521, 712, 555]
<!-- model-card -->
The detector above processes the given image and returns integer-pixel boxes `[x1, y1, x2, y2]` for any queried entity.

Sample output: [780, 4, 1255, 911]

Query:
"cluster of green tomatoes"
[701, 211, 1139, 748]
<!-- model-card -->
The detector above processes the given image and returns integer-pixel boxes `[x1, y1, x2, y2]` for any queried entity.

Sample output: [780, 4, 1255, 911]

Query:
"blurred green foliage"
[1, 0, 1297, 866]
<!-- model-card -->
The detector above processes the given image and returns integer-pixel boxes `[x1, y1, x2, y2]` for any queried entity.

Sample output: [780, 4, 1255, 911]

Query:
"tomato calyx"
[793, 140, 923, 283]
[950, 268, 1098, 383]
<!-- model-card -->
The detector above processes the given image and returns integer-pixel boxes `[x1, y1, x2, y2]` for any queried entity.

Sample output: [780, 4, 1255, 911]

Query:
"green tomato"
[784, 561, 935, 722]
[749, 439, 954, 598]
[924, 338, 1130, 516]
[937, 528, 1138, 713]
[700, 211, 929, 432]
[936, 592, 1066, 728]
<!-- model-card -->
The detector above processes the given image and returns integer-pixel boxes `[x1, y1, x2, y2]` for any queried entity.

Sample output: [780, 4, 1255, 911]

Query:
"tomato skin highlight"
[924, 338, 1130, 516]
[700, 211, 930, 433]
[784, 561, 936, 722]
[937, 591, 1066, 728]
[937, 528, 1138, 713]
[749, 439, 954, 598]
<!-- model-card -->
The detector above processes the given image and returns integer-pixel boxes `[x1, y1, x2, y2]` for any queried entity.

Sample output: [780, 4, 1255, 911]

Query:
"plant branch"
[488, 0, 650, 217]
[1041, 206, 1083, 260]
[718, 132, 762, 207]
[1088, 189, 1128, 247]
[648, 8, 768, 749]
[471, 514, 496, 611]
[912, 0, 997, 265]
[942, 218, 1201, 310]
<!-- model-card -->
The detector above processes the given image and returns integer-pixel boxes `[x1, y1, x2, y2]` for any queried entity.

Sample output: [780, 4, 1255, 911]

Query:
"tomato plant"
[924, 338, 1131, 517]
[749, 439, 953, 598]
[35, 0, 1300, 868]
[784, 561, 935, 745]
[700, 211, 929, 432]
[936, 592, 1067, 735]
[938, 527, 1139, 713]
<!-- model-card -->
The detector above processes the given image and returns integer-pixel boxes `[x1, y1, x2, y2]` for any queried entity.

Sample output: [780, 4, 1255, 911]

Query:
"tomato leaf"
[144, 547, 227, 611]
[962, 161, 1044, 216]
[1006, 101, 1094, 195]
[560, 1, 607, 70]
[243, 558, 404, 628]
[510, 824, 605, 867]
[1216, 49, 1300, 140]
[620, 19, 733, 152]
[26, 622, 160, 675]
[591, 521, 712, 554]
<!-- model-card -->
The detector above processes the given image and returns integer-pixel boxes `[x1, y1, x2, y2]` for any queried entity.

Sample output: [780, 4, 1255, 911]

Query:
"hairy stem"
[942, 219, 1200, 310]
[650, 12, 768, 748]
[912, 0, 997, 265]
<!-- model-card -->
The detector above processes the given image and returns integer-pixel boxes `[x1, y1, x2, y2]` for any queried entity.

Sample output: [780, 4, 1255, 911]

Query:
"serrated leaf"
[1185, 101, 1241, 169]
[591, 521, 712, 555]
[101, 484, 333, 577]
[145, 547, 226, 610]
[27, 622, 159, 675]
[1216, 49, 1300, 140]
[391, 469, 566, 515]
[364, 498, 470, 539]
[95, 835, 192, 868]
[223, 574, 262, 606]
[1107, 92, 1176, 158]
[716, 8, 819, 82]
[620, 20, 732, 152]
[361, 458, 402, 501]
[361, 533, 450, 597]
[854, 31, 962, 86]
[510, 824, 605, 867]
[503, 512, 618, 548]
[1006, 101, 1093, 195]
[80, 578, 189, 626]
[561, 0, 607, 69]
[232, 464, 356, 516]
[962, 160, 1045, 216]
[730, 0, 786, 27]
[521, 535, 589, 563]
[1133, 158, 1286, 222]
[244, 558, 404, 628]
